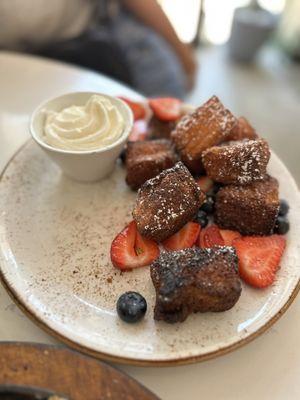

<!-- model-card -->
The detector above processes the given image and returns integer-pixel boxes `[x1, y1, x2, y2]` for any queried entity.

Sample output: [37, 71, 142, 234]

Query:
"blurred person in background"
[0, 0, 197, 98]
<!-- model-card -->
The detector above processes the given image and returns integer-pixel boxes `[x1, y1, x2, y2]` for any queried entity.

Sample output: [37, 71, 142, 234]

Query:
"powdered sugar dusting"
[133, 162, 205, 242]
[150, 247, 241, 322]
[172, 96, 236, 154]
[202, 139, 270, 185]
[175, 96, 235, 135]
[170, 96, 237, 172]
[126, 139, 178, 189]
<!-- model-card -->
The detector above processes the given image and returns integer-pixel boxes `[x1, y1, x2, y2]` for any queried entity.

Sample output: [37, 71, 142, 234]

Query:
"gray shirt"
[0, 0, 98, 50]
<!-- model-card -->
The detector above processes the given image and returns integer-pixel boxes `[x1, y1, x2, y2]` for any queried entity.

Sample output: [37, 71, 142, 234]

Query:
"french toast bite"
[215, 176, 280, 235]
[227, 116, 258, 141]
[147, 102, 193, 140]
[202, 138, 270, 185]
[132, 162, 205, 242]
[171, 96, 236, 174]
[125, 139, 177, 190]
[147, 115, 177, 139]
[150, 247, 242, 323]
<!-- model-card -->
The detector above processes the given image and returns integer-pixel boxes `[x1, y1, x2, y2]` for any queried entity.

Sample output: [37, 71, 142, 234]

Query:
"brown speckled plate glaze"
[0, 140, 300, 366]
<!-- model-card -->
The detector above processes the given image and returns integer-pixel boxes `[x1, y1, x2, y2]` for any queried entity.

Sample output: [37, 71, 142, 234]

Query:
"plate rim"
[1, 139, 300, 367]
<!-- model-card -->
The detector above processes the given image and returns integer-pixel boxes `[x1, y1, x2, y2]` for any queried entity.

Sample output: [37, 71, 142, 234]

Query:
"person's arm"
[121, 0, 197, 89]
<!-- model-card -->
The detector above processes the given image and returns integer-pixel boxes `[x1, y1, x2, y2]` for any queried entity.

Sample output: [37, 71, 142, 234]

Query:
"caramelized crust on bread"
[151, 247, 242, 323]
[227, 116, 258, 141]
[133, 162, 205, 242]
[215, 176, 279, 235]
[125, 139, 177, 190]
[202, 139, 270, 185]
[171, 96, 236, 174]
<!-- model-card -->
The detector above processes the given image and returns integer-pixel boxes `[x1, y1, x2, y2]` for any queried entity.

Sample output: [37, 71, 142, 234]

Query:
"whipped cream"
[44, 95, 124, 151]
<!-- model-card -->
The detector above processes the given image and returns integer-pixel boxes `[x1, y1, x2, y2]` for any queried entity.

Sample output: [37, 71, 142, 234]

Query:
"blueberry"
[279, 199, 289, 217]
[212, 183, 222, 194]
[200, 195, 215, 214]
[195, 210, 208, 228]
[210, 193, 216, 202]
[274, 216, 290, 235]
[117, 292, 147, 323]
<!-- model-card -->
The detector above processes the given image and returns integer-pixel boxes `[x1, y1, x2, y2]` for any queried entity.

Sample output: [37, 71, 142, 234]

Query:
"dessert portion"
[133, 162, 205, 242]
[110, 221, 159, 271]
[128, 120, 148, 142]
[150, 247, 242, 323]
[44, 95, 124, 151]
[202, 138, 270, 185]
[234, 235, 286, 288]
[117, 292, 147, 323]
[109, 94, 290, 324]
[148, 98, 182, 122]
[275, 199, 290, 234]
[215, 176, 279, 235]
[147, 115, 177, 139]
[125, 139, 177, 190]
[147, 98, 194, 140]
[227, 116, 258, 141]
[162, 222, 201, 251]
[171, 96, 236, 174]
[118, 96, 146, 121]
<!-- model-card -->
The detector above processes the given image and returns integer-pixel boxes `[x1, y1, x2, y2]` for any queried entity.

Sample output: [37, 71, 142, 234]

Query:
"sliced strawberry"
[196, 176, 214, 193]
[220, 229, 241, 246]
[199, 224, 225, 248]
[128, 120, 148, 141]
[110, 221, 159, 270]
[148, 98, 182, 121]
[118, 97, 146, 121]
[234, 235, 286, 288]
[162, 222, 201, 251]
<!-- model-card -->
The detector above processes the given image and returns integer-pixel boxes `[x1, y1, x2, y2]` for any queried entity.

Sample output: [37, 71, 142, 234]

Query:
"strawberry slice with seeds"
[234, 235, 286, 288]
[128, 120, 148, 142]
[199, 224, 225, 248]
[196, 176, 214, 193]
[118, 97, 146, 121]
[110, 221, 159, 270]
[220, 229, 241, 246]
[162, 222, 201, 251]
[148, 98, 182, 121]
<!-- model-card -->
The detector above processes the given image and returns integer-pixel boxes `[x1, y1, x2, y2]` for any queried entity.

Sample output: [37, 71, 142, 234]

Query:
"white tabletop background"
[0, 49, 299, 400]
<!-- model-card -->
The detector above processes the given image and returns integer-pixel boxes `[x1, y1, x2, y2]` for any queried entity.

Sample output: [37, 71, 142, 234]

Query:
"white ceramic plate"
[0, 137, 300, 366]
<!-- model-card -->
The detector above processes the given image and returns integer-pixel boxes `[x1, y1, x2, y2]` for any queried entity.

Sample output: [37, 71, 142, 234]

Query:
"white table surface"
[0, 50, 300, 400]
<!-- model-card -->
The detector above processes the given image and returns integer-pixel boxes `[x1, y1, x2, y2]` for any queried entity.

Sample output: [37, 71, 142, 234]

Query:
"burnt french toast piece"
[147, 115, 177, 140]
[150, 247, 242, 323]
[125, 139, 177, 190]
[202, 139, 270, 185]
[171, 96, 236, 174]
[227, 116, 258, 141]
[132, 162, 205, 242]
[215, 175, 280, 235]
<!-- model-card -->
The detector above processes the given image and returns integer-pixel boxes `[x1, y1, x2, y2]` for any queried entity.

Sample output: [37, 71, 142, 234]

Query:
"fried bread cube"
[227, 116, 258, 141]
[132, 162, 205, 242]
[147, 115, 177, 139]
[202, 139, 270, 185]
[215, 176, 279, 235]
[125, 139, 177, 190]
[171, 96, 236, 174]
[150, 247, 241, 323]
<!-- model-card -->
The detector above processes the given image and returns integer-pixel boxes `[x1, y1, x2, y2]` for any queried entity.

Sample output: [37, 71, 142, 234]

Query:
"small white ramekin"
[30, 92, 133, 182]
